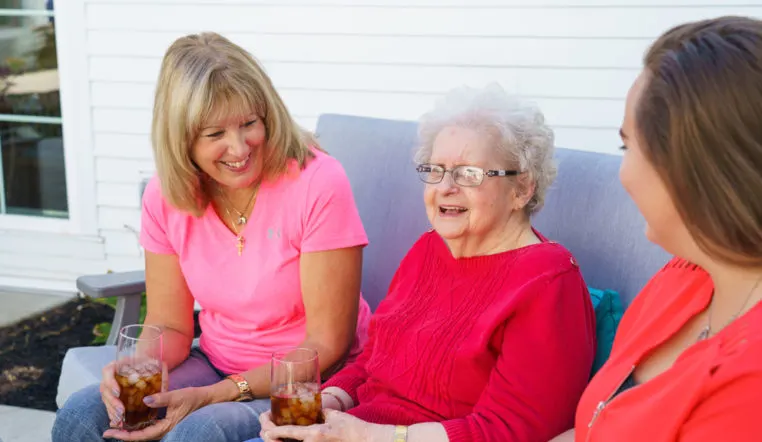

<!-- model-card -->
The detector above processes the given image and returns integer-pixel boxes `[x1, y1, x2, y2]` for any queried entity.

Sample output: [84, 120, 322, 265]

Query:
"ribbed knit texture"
[323, 231, 597, 442]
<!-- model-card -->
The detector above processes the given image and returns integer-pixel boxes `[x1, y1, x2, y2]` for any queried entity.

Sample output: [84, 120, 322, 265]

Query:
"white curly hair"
[414, 83, 557, 215]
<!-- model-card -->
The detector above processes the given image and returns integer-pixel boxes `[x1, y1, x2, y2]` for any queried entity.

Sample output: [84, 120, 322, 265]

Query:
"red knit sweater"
[323, 231, 597, 442]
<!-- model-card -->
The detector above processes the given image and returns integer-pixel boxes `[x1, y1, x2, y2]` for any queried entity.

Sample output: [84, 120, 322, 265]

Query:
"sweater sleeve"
[677, 371, 762, 441]
[441, 270, 597, 442]
[321, 320, 376, 405]
[322, 260, 408, 404]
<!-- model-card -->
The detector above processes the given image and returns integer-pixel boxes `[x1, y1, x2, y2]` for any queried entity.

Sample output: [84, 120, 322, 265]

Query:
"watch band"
[226, 374, 254, 402]
[394, 425, 408, 442]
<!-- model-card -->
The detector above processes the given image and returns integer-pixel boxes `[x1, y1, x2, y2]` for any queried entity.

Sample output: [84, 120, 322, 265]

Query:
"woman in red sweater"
[551, 16, 762, 442]
[258, 84, 597, 442]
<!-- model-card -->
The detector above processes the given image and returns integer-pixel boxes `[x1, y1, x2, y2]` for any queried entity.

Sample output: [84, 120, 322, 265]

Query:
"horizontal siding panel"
[0, 252, 109, 277]
[85, 0, 762, 6]
[96, 157, 155, 184]
[92, 83, 623, 128]
[85, 4, 762, 38]
[93, 108, 151, 134]
[0, 231, 105, 260]
[94, 133, 153, 160]
[105, 256, 144, 274]
[552, 127, 622, 153]
[102, 230, 144, 257]
[90, 57, 161, 83]
[92, 107, 317, 135]
[87, 31, 648, 69]
[98, 182, 143, 208]
[98, 207, 142, 231]
[0, 274, 78, 294]
[90, 57, 638, 100]
[295, 116, 319, 130]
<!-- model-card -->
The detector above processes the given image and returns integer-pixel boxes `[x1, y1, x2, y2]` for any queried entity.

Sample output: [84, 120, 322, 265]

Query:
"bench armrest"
[76, 271, 146, 345]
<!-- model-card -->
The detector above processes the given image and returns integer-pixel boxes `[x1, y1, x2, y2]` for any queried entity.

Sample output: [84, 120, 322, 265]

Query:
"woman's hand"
[99, 361, 125, 428]
[102, 386, 211, 441]
[260, 409, 392, 442]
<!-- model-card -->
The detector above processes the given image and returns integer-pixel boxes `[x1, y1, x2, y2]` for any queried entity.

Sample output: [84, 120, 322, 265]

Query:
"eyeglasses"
[415, 164, 520, 187]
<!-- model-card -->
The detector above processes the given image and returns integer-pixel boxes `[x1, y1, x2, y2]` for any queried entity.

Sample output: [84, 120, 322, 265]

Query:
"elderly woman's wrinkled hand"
[260, 409, 390, 442]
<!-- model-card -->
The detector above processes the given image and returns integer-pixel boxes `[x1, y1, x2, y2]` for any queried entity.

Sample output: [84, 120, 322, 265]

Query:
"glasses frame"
[415, 163, 521, 187]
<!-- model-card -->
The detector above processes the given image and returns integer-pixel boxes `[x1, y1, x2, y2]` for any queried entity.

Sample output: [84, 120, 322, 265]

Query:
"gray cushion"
[56, 339, 202, 408]
[315, 113, 671, 308]
[316, 115, 427, 310]
[532, 148, 671, 305]
[56, 345, 116, 409]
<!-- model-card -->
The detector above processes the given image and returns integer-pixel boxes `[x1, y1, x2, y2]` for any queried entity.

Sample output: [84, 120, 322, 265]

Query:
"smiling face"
[191, 111, 266, 190]
[424, 125, 525, 250]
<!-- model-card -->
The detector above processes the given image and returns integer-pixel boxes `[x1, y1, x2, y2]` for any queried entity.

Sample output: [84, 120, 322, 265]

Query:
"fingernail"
[116, 407, 123, 418]
[112, 388, 120, 397]
[143, 396, 154, 405]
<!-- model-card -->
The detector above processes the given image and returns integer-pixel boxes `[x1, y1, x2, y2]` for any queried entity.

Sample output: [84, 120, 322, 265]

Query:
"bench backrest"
[315, 114, 671, 310]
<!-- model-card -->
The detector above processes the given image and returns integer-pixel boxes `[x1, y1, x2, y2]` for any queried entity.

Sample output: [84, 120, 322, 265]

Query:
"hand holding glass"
[114, 324, 165, 431]
[270, 347, 323, 441]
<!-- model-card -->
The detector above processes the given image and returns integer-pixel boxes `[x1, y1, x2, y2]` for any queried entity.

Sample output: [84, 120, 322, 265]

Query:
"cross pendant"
[236, 236, 245, 256]
[237, 215, 247, 226]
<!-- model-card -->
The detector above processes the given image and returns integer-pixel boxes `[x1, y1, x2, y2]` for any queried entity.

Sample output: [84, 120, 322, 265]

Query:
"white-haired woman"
[52, 32, 371, 442]
[256, 84, 597, 442]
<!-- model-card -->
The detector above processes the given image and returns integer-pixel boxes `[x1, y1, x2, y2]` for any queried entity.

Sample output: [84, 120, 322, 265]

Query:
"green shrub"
[91, 293, 147, 345]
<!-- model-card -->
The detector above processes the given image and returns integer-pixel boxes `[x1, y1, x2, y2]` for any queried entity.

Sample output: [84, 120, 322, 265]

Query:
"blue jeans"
[52, 349, 270, 442]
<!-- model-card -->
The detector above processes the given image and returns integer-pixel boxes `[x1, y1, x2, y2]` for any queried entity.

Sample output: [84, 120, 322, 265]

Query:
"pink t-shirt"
[140, 149, 371, 374]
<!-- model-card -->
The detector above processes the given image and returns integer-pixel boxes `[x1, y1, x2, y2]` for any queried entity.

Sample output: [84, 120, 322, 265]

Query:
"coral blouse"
[575, 258, 762, 442]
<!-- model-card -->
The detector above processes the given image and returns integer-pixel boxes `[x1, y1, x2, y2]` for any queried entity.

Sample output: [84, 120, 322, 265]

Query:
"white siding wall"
[13, 0, 762, 292]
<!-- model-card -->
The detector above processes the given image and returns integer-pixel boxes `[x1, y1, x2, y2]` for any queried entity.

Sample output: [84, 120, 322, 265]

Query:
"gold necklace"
[224, 206, 246, 256]
[219, 185, 259, 226]
[697, 274, 762, 341]
[217, 184, 260, 256]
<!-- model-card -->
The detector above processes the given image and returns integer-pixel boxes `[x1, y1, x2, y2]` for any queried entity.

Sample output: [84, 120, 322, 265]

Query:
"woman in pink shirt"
[52, 32, 371, 442]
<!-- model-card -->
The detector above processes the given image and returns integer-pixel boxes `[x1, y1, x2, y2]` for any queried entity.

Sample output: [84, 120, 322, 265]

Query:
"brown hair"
[638, 16, 762, 267]
[152, 32, 319, 216]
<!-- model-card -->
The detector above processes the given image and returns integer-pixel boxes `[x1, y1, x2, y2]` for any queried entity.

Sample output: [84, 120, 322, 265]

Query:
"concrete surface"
[0, 405, 55, 442]
[0, 290, 71, 327]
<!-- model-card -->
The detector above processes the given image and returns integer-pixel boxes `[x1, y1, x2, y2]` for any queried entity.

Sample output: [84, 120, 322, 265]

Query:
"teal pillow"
[587, 287, 625, 376]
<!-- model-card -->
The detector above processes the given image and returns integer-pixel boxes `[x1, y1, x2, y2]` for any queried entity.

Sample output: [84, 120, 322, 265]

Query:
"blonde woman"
[52, 32, 371, 442]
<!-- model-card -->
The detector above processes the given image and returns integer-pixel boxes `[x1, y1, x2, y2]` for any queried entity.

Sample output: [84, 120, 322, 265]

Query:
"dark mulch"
[0, 297, 113, 411]
[0, 297, 202, 411]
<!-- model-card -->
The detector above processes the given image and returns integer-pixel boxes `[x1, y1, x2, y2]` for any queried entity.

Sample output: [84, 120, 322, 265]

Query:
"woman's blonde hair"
[151, 32, 319, 216]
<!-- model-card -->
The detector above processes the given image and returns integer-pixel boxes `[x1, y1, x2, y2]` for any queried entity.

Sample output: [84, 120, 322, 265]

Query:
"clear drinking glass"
[114, 324, 165, 431]
[270, 347, 323, 441]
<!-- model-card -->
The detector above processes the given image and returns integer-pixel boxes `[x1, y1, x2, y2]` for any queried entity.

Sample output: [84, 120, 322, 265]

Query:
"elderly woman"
[51, 32, 371, 442]
[256, 84, 597, 442]
[551, 16, 762, 442]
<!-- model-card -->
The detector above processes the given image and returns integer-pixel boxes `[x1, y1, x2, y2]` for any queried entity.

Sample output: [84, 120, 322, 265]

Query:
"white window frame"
[0, 0, 96, 236]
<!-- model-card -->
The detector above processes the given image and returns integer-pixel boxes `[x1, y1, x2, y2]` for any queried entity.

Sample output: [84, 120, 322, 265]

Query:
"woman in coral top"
[551, 16, 762, 442]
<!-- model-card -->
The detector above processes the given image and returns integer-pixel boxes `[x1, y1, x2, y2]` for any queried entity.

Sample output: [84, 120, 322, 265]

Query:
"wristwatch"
[226, 374, 254, 402]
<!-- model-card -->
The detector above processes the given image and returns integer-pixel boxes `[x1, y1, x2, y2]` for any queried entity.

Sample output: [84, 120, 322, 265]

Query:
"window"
[0, 0, 67, 219]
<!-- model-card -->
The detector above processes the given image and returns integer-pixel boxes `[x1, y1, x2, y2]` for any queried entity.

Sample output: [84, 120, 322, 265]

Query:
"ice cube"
[128, 373, 140, 385]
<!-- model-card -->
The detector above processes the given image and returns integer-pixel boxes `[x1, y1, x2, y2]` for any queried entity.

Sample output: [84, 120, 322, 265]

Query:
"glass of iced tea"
[270, 347, 323, 441]
[114, 324, 164, 431]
